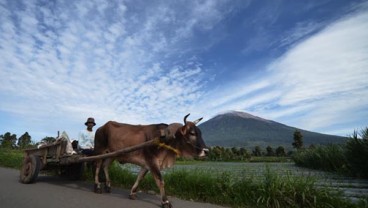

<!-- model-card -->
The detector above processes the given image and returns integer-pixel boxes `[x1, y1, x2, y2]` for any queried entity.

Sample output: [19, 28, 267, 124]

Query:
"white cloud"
[0, 0, 216, 140]
[1, 0, 367, 141]
[201, 5, 368, 136]
[261, 9, 368, 133]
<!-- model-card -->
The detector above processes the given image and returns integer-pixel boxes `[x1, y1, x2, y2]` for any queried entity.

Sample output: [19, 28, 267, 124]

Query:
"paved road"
[0, 167, 227, 208]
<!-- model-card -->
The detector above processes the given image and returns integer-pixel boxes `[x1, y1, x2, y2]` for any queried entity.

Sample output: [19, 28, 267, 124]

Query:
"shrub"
[345, 129, 368, 178]
[0, 148, 23, 168]
[292, 144, 347, 173]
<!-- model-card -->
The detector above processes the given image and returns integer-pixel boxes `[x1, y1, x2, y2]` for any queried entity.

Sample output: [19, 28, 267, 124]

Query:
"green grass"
[1, 149, 365, 208]
[249, 156, 291, 163]
[0, 148, 23, 169]
[107, 162, 361, 208]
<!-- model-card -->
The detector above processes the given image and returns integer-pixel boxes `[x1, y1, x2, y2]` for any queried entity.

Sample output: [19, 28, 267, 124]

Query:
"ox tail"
[93, 124, 109, 156]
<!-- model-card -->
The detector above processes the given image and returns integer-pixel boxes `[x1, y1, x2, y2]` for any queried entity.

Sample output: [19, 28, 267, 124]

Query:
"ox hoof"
[94, 184, 102, 194]
[129, 193, 137, 200]
[161, 201, 172, 208]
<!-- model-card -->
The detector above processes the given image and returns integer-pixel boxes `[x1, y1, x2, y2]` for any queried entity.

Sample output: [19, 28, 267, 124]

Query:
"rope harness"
[154, 129, 181, 156]
[153, 138, 180, 156]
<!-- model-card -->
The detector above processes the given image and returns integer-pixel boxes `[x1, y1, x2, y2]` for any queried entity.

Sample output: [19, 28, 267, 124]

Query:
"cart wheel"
[19, 155, 41, 184]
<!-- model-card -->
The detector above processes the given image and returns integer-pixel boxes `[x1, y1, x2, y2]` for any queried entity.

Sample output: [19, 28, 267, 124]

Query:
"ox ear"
[180, 125, 187, 135]
[193, 117, 203, 125]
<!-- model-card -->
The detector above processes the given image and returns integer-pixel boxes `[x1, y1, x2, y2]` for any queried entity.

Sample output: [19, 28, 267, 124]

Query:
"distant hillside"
[198, 111, 348, 149]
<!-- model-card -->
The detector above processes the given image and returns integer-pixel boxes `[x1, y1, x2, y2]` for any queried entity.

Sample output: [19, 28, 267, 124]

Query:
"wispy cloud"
[0, 0, 227, 139]
[0, 0, 367, 141]
[213, 6, 368, 134]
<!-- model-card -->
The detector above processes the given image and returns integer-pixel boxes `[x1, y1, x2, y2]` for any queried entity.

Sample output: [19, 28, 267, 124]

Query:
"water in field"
[173, 162, 368, 202]
[121, 162, 368, 201]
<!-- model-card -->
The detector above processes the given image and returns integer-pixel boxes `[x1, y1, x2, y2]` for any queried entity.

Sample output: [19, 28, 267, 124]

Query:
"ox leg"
[150, 167, 172, 208]
[129, 167, 148, 200]
[102, 158, 113, 193]
[94, 160, 102, 194]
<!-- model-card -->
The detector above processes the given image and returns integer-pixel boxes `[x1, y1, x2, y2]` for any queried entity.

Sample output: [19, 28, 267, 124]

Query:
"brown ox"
[93, 114, 208, 208]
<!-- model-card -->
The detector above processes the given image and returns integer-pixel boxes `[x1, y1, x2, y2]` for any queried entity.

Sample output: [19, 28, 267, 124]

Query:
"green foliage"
[249, 156, 291, 163]
[0, 148, 23, 168]
[113, 166, 356, 208]
[292, 129, 304, 150]
[253, 146, 262, 156]
[255, 166, 351, 208]
[266, 146, 274, 156]
[345, 128, 368, 178]
[0, 132, 17, 148]
[293, 127, 368, 178]
[293, 144, 347, 172]
[207, 146, 251, 161]
[1, 131, 37, 149]
[17, 132, 32, 149]
[206, 146, 288, 162]
[41, 136, 56, 144]
[0, 155, 363, 208]
[275, 146, 286, 157]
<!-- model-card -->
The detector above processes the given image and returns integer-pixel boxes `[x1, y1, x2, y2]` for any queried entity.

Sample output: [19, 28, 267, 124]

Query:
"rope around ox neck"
[153, 138, 180, 156]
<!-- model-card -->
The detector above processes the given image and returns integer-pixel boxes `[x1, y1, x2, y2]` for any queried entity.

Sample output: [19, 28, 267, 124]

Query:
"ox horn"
[193, 117, 203, 125]
[184, 113, 190, 124]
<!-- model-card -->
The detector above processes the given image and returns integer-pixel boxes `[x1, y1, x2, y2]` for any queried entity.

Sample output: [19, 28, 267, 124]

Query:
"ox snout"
[198, 148, 209, 158]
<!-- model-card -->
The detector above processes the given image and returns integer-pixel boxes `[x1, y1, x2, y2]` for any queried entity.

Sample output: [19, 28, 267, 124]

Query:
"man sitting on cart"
[76, 117, 96, 156]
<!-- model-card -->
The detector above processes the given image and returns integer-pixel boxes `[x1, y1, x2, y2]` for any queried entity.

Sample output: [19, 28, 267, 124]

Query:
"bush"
[345, 131, 368, 178]
[293, 144, 347, 173]
[293, 127, 368, 179]
[0, 148, 23, 168]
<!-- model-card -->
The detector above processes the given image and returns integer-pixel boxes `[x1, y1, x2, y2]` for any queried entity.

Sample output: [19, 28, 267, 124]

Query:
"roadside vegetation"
[1, 147, 366, 208]
[0, 148, 23, 169]
[106, 162, 363, 208]
[1, 128, 368, 207]
[293, 127, 368, 178]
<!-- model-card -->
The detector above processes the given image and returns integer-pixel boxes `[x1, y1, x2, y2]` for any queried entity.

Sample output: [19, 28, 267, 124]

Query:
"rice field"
[121, 161, 368, 202]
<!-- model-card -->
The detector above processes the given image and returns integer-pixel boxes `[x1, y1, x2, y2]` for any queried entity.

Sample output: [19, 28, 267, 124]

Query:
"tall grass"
[292, 144, 347, 173]
[345, 134, 368, 178]
[107, 162, 358, 208]
[293, 128, 368, 178]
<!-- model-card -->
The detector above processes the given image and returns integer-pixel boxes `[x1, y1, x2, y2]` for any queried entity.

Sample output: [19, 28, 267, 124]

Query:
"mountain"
[198, 111, 348, 149]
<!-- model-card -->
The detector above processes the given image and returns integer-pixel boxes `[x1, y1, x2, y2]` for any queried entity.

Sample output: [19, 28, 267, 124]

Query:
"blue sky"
[0, 0, 367, 142]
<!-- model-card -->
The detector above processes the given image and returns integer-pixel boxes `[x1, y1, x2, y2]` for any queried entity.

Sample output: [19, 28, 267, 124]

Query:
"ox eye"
[189, 131, 196, 136]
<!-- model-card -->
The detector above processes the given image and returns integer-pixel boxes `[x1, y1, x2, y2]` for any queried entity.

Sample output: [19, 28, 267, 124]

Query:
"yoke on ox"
[93, 114, 208, 208]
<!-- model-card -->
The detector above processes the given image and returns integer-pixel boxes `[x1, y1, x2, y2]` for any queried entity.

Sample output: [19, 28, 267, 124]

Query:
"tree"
[239, 147, 251, 160]
[41, 136, 56, 144]
[0, 132, 17, 148]
[266, 146, 274, 156]
[292, 129, 304, 150]
[231, 147, 239, 155]
[275, 146, 286, 156]
[17, 132, 32, 149]
[253, 146, 262, 156]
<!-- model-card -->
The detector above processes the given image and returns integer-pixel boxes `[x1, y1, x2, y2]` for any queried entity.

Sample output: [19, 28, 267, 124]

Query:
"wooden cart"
[19, 137, 161, 184]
